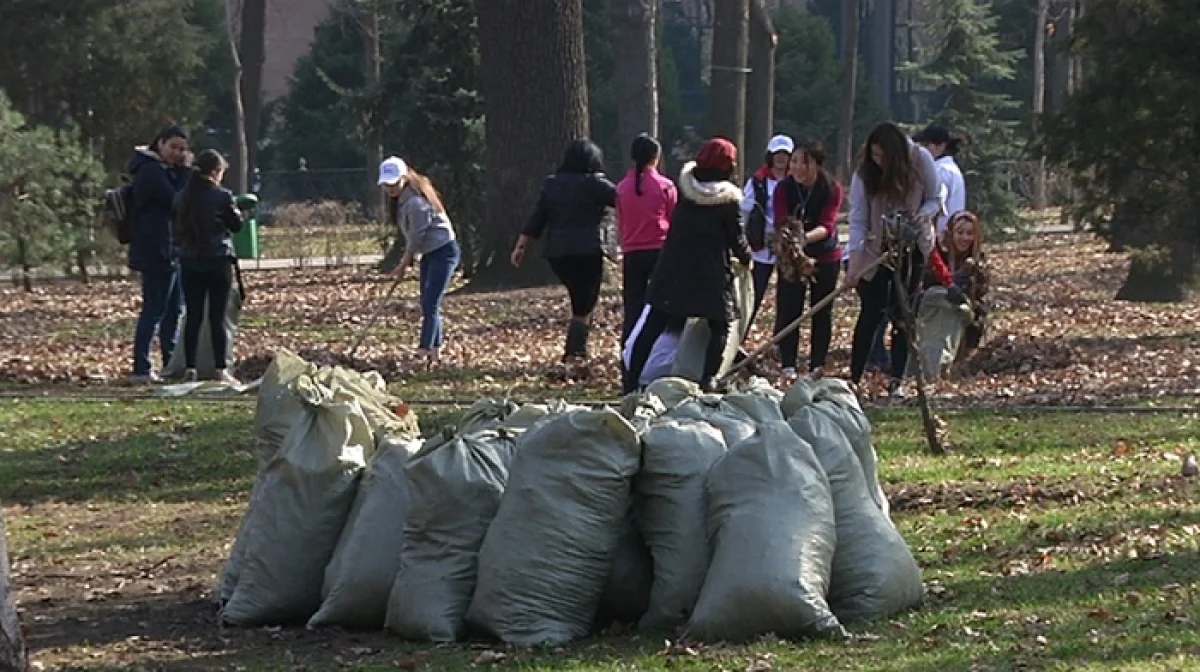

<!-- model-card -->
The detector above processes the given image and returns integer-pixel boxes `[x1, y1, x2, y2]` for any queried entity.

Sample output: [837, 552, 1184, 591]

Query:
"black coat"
[127, 149, 191, 273]
[173, 181, 243, 271]
[645, 163, 753, 322]
[522, 172, 617, 259]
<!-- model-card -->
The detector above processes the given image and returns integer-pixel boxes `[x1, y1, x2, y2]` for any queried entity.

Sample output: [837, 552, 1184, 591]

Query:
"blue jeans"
[133, 269, 183, 375]
[418, 241, 461, 349]
[868, 317, 891, 372]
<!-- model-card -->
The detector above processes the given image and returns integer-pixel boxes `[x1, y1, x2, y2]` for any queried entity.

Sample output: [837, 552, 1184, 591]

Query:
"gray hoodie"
[395, 186, 456, 256]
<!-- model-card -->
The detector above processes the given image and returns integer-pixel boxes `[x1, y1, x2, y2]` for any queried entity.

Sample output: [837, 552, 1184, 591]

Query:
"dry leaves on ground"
[2, 234, 1198, 406]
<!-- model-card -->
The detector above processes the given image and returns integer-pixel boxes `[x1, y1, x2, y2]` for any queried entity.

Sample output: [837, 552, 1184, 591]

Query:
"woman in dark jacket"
[128, 124, 192, 383]
[173, 149, 243, 384]
[771, 140, 844, 383]
[624, 138, 753, 393]
[510, 139, 617, 361]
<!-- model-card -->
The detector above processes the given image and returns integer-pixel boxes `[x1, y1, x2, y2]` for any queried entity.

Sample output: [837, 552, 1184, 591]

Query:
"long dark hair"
[944, 133, 971, 158]
[558, 138, 605, 175]
[148, 124, 188, 156]
[175, 149, 227, 252]
[857, 122, 915, 203]
[799, 140, 832, 190]
[630, 134, 661, 196]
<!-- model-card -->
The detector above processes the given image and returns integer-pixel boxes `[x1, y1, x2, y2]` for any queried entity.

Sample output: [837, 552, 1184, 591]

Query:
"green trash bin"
[233, 193, 260, 260]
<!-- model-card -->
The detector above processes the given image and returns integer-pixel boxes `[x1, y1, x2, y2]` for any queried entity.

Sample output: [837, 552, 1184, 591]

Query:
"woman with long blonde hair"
[379, 156, 461, 367]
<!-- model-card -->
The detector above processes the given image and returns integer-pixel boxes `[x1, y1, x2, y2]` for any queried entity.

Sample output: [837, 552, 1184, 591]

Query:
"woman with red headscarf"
[623, 138, 753, 393]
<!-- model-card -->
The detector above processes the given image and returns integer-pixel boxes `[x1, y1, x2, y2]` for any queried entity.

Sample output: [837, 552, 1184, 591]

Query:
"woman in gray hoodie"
[380, 156, 460, 368]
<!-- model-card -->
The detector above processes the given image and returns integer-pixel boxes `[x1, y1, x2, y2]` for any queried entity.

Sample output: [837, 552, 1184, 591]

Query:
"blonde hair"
[946, 211, 982, 267]
[404, 169, 446, 214]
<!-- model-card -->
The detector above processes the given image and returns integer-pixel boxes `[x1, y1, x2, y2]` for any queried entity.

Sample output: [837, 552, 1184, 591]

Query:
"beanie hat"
[695, 138, 737, 174]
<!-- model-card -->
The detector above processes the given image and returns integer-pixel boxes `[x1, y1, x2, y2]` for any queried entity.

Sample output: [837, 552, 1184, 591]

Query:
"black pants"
[850, 249, 924, 383]
[181, 261, 233, 370]
[748, 260, 775, 328]
[548, 254, 604, 317]
[621, 249, 659, 344]
[626, 307, 729, 393]
[775, 260, 840, 371]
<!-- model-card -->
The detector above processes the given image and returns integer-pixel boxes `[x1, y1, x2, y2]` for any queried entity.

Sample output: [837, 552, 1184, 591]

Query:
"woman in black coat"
[624, 138, 753, 393]
[510, 139, 617, 361]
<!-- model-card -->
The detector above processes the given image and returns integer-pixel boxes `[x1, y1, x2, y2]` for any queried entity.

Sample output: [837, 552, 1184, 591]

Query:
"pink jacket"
[616, 167, 677, 253]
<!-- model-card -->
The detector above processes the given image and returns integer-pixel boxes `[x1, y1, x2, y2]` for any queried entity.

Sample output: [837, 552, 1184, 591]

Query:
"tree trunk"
[363, 0, 384, 221]
[710, 0, 750, 183]
[745, 0, 775, 163]
[1, 503, 28, 672]
[239, 0, 267, 185]
[1116, 242, 1195, 303]
[16, 237, 31, 293]
[836, 0, 862, 182]
[226, 1, 249, 195]
[610, 0, 659, 151]
[1031, 0, 1049, 210]
[469, 0, 590, 290]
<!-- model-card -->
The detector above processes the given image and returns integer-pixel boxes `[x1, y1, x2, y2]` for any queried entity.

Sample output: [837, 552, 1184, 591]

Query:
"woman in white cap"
[742, 134, 794, 326]
[379, 156, 460, 368]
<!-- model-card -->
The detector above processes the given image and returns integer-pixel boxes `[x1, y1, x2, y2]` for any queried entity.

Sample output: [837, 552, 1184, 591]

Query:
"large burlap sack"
[906, 286, 972, 380]
[385, 428, 520, 642]
[595, 511, 655, 627]
[787, 406, 922, 623]
[687, 421, 844, 642]
[467, 409, 641, 646]
[307, 438, 421, 630]
[163, 287, 242, 381]
[458, 398, 520, 435]
[219, 382, 375, 626]
[253, 350, 315, 462]
[636, 417, 728, 632]
[672, 263, 755, 381]
[664, 394, 757, 447]
[787, 379, 889, 517]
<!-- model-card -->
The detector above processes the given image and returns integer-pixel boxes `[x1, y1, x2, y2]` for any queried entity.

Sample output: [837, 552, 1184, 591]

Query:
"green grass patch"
[1, 400, 1197, 671]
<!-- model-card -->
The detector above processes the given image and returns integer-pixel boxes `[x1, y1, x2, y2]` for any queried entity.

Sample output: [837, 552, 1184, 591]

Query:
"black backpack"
[746, 176, 768, 251]
[101, 180, 134, 244]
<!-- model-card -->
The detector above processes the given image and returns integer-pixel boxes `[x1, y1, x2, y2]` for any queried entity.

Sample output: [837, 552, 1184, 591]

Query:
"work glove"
[946, 284, 968, 306]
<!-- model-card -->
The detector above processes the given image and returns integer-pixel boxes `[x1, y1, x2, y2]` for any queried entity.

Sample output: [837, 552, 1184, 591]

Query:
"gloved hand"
[946, 284, 968, 306]
[952, 267, 970, 288]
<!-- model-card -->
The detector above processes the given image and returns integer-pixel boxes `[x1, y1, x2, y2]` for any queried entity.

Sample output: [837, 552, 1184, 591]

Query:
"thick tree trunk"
[1031, 0, 1049, 210]
[745, 0, 775, 163]
[226, 1, 249, 195]
[610, 0, 659, 151]
[709, 0, 750, 183]
[1116, 242, 1195, 303]
[1, 504, 28, 672]
[16, 237, 31, 293]
[469, 0, 590, 290]
[836, 0, 862, 182]
[239, 0, 267, 183]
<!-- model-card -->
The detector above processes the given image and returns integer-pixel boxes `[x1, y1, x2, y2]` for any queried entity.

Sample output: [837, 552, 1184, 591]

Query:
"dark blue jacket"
[522, 172, 617, 259]
[127, 149, 190, 273]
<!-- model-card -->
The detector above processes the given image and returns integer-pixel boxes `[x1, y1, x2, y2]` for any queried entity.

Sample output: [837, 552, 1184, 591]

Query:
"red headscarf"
[694, 138, 737, 174]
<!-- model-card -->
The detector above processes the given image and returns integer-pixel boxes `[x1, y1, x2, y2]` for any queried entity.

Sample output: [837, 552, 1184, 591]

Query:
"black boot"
[563, 320, 589, 361]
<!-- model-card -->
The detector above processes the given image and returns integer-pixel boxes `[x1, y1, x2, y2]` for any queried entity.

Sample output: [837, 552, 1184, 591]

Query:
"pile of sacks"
[217, 353, 923, 644]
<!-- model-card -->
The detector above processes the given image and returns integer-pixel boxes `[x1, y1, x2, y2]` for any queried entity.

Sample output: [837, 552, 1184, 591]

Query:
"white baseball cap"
[766, 134, 795, 155]
[377, 156, 408, 186]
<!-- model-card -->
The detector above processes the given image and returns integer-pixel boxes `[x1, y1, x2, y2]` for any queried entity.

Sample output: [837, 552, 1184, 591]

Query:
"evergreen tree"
[1043, 0, 1200, 301]
[908, 0, 1024, 231]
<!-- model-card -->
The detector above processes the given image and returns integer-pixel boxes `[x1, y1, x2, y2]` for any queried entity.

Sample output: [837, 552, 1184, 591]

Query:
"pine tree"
[908, 0, 1023, 231]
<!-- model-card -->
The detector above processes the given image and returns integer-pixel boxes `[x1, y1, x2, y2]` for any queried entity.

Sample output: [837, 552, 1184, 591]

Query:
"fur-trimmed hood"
[678, 161, 743, 207]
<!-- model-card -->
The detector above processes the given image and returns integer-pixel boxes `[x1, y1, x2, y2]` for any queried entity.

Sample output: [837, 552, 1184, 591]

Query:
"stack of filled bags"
[217, 359, 923, 644]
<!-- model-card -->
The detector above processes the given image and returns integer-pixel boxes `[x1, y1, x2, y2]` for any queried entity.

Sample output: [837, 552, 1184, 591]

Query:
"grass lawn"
[2, 398, 1198, 671]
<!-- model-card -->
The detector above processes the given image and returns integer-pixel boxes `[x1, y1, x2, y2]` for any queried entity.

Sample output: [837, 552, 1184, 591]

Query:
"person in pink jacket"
[616, 134, 678, 343]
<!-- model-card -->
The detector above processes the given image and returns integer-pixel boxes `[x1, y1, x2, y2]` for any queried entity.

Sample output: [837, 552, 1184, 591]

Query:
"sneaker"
[128, 373, 161, 385]
[888, 378, 907, 400]
[809, 366, 825, 380]
[183, 369, 198, 383]
[216, 369, 242, 386]
[778, 367, 799, 388]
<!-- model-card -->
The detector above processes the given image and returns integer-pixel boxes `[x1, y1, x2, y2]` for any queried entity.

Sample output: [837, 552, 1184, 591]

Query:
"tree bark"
[610, 0, 659, 153]
[16, 237, 31, 293]
[709, 0, 750, 183]
[1, 503, 28, 672]
[745, 0, 775, 163]
[239, 0, 267, 185]
[469, 0, 590, 289]
[226, 1, 249, 195]
[363, 0, 384, 221]
[836, 0, 862, 182]
[1031, 0, 1049, 210]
